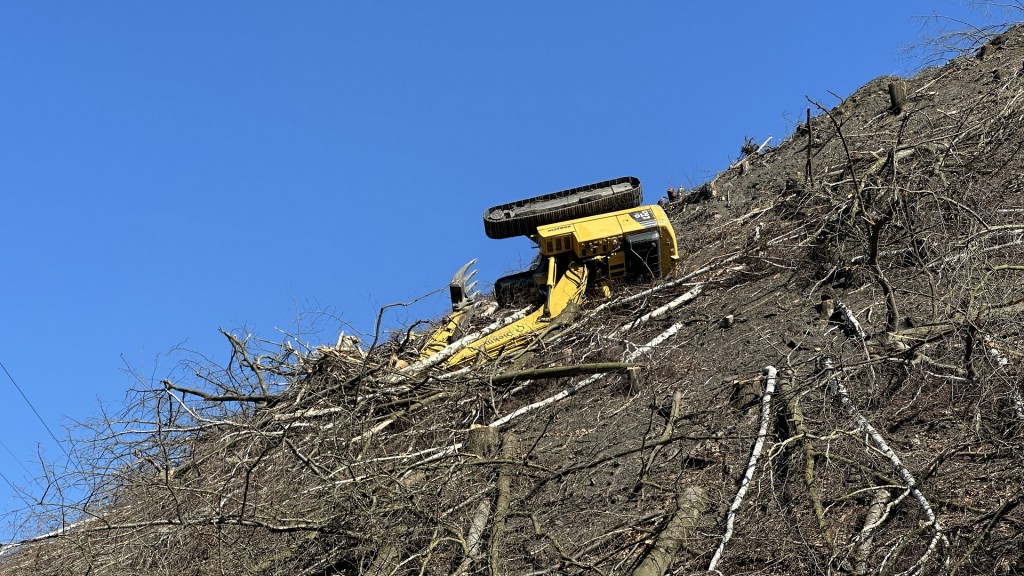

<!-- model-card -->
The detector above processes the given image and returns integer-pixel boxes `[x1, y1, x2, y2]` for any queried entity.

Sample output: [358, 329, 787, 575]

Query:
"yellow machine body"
[419, 199, 678, 370]
[535, 205, 678, 279]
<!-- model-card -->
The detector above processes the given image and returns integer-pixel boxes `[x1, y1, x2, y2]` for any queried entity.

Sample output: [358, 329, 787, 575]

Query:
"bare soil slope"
[6, 24, 1024, 576]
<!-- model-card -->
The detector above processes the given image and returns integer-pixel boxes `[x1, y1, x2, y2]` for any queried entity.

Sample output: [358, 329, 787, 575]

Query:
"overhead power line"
[0, 438, 35, 483]
[0, 360, 73, 463]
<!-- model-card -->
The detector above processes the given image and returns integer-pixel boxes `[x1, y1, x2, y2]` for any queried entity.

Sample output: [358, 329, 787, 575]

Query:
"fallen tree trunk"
[779, 376, 828, 538]
[609, 285, 703, 339]
[707, 366, 777, 573]
[489, 432, 517, 575]
[854, 488, 892, 575]
[587, 254, 742, 319]
[487, 362, 637, 386]
[394, 307, 531, 378]
[630, 486, 706, 576]
[824, 358, 950, 572]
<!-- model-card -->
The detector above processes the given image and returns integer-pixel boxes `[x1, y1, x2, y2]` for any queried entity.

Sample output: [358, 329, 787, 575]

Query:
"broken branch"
[707, 366, 777, 572]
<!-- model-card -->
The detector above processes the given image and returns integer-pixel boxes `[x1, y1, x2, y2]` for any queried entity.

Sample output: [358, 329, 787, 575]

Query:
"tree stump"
[627, 366, 643, 390]
[730, 377, 760, 410]
[465, 424, 499, 458]
[888, 80, 907, 114]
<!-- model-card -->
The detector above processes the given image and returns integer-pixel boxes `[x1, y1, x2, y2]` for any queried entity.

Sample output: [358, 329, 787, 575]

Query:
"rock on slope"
[6, 24, 1024, 576]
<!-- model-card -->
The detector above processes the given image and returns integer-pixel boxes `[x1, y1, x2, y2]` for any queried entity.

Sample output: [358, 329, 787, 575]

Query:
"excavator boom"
[444, 261, 588, 369]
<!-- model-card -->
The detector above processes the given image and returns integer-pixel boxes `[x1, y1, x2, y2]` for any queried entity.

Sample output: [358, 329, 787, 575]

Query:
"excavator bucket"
[418, 260, 481, 361]
[449, 259, 479, 312]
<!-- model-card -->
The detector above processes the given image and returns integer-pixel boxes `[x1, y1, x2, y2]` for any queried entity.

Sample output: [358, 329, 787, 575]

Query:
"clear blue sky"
[0, 1, 1009, 538]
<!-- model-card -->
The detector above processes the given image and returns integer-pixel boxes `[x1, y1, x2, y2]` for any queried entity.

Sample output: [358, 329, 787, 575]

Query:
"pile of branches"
[4, 22, 1024, 576]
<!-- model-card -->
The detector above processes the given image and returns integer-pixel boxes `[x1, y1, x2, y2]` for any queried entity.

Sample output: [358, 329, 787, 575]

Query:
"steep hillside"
[6, 24, 1024, 576]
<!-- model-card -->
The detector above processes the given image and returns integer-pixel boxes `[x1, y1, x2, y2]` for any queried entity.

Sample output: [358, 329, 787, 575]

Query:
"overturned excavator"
[420, 176, 679, 369]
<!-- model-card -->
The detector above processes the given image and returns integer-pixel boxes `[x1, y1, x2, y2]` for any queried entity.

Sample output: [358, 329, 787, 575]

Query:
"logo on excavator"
[478, 322, 529, 350]
[630, 209, 656, 227]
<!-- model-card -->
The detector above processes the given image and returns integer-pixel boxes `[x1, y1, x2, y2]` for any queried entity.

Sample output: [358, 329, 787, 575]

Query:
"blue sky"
[0, 1, 1009, 537]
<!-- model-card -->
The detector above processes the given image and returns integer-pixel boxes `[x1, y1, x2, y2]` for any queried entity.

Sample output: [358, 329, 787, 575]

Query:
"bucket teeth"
[450, 259, 479, 311]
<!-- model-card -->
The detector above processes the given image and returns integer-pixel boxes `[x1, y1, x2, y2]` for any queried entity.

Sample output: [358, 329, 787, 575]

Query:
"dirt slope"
[5, 24, 1024, 576]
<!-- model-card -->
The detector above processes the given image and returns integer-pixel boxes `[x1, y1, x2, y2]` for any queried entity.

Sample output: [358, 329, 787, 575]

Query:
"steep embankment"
[6, 24, 1024, 576]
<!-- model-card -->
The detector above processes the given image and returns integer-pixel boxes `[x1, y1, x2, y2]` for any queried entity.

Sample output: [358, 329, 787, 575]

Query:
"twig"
[637, 390, 682, 489]
[949, 495, 1022, 576]
[161, 379, 277, 404]
[366, 289, 442, 356]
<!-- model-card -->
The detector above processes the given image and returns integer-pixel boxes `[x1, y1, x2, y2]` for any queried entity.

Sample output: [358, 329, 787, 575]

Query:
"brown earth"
[5, 23, 1024, 576]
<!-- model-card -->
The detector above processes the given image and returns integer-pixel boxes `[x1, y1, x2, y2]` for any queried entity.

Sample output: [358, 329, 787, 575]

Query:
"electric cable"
[0, 360, 73, 463]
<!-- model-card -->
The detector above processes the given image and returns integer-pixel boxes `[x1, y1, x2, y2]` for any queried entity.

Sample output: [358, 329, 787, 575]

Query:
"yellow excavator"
[420, 176, 678, 369]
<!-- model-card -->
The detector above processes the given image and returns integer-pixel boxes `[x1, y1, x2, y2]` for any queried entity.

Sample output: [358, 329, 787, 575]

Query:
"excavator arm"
[444, 260, 588, 369]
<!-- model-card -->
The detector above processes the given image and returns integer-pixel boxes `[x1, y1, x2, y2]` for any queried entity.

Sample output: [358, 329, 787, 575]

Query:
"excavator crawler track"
[483, 176, 643, 239]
